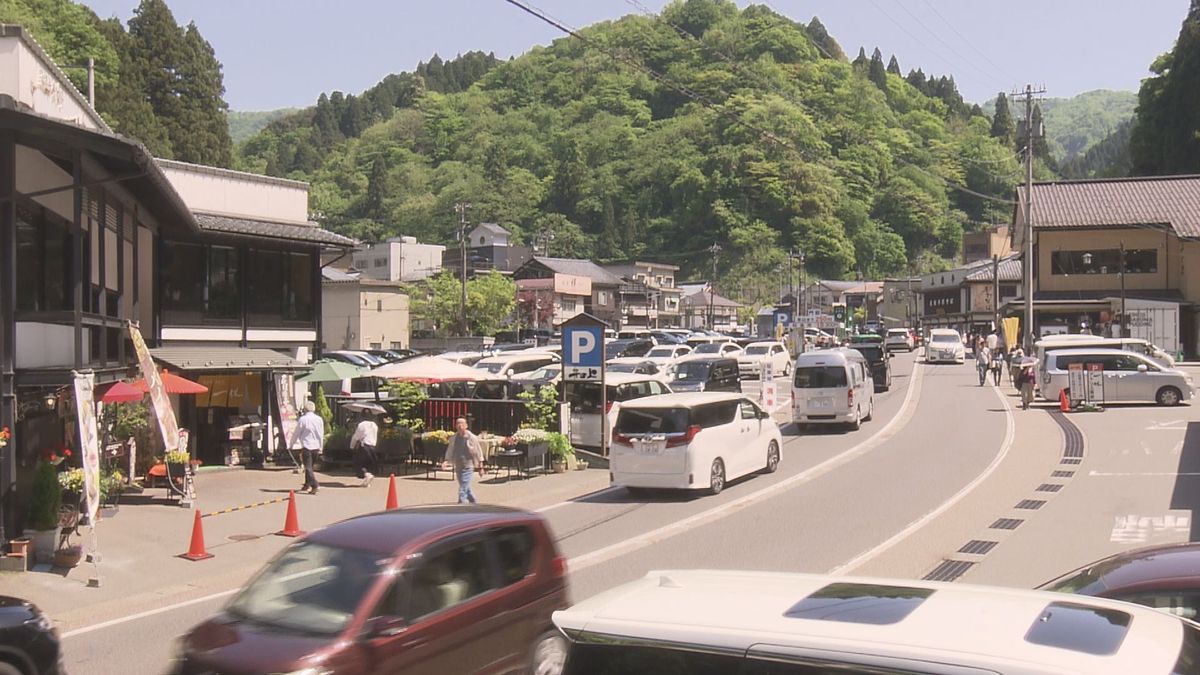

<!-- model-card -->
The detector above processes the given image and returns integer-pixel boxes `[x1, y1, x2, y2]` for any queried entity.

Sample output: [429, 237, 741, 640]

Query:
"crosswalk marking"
[1110, 514, 1190, 543]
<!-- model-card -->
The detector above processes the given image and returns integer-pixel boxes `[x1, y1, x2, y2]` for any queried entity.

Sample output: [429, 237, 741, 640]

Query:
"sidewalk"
[0, 460, 610, 633]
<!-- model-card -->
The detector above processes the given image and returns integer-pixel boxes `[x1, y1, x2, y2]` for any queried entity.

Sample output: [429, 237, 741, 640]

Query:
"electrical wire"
[890, 1, 1012, 92]
[918, 0, 1020, 86]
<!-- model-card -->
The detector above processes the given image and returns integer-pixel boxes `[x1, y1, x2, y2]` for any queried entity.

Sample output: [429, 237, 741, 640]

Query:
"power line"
[890, 1, 1011, 92]
[918, 0, 1020, 85]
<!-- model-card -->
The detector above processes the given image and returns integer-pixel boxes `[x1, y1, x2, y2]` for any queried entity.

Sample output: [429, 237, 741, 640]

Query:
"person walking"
[443, 417, 484, 504]
[976, 343, 991, 386]
[349, 412, 379, 487]
[991, 346, 1004, 385]
[295, 400, 325, 495]
[1016, 364, 1036, 410]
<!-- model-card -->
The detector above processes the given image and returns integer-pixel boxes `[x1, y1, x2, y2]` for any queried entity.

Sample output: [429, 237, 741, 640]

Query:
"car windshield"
[745, 345, 771, 355]
[608, 363, 642, 373]
[226, 540, 387, 637]
[519, 366, 559, 380]
[475, 362, 507, 374]
[673, 362, 711, 380]
[794, 366, 848, 388]
[647, 347, 676, 358]
[856, 347, 884, 362]
[616, 407, 690, 435]
[931, 334, 960, 344]
[694, 344, 722, 354]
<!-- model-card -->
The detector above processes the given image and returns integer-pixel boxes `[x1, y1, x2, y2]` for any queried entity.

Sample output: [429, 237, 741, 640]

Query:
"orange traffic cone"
[276, 490, 304, 537]
[385, 474, 399, 510]
[1059, 388, 1071, 412]
[181, 510, 213, 561]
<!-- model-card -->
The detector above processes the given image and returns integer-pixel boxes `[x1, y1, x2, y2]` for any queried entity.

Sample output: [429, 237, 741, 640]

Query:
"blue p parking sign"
[563, 325, 603, 380]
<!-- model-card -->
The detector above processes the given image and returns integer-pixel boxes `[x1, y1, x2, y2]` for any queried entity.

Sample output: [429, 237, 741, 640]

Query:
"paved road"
[58, 353, 1200, 673]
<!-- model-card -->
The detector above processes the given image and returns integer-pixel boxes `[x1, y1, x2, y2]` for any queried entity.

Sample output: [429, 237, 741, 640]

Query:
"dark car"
[367, 349, 417, 363]
[175, 506, 570, 675]
[1038, 542, 1200, 621]
[0, 596, 59, 675]
[852, 344, 892, 392]
[669, 357, 742, 393]
[604, 339, 654, 360]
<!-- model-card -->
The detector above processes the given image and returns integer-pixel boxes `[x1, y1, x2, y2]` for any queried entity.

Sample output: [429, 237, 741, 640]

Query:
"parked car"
[605, 358, 664, 377]
[1035, 335, 1176, 388]
[649, 330, 686, 344]
[668, 357, 742, 393]
[564, 374, 672, 449]
[1040, 348, 1194, 406]
[0, 596, 60, 675]
[884, 328, 915, 352]
[791, 348, 874, 430]
[687, 341, 744, 358]
[737, 341, 792, 379]
[175, 506, 569, 675]
[616, 329, 655, 342]
[510, 364, 562, 395]
[366, 349, 417, 363]
[1038, 542, 1200, 620]
[852, 342, 892, 392]
[641, 345, 692, 372]
[554, 570, 1200, 674]
[604, 338, 655, 360]
[433, 350, 489, 366]
[925, 328, 965, 364]
[324, 350, 376, 368]
[473, 352, 560, 378]
[611, 393, 782, 495]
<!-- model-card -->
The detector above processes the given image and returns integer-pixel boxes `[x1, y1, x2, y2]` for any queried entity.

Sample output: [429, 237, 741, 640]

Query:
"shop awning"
[150, 346, 306, 372]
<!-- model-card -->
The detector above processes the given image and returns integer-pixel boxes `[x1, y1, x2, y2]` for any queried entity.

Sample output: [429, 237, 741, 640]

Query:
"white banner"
[273, 372, 299, 451]
[73, 372, 100, 523]
[128, 321, 180, 453]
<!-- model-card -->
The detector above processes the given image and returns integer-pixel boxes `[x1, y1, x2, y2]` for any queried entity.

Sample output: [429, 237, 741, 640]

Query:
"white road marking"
[1089, 470, 1200, 477]
[1146, 420, 1186, 431]
[829, 376, 1017, 576]
[566, 360, 927, 574]
[1110, 514, 1190, 543]
[61, 588, 238, 639]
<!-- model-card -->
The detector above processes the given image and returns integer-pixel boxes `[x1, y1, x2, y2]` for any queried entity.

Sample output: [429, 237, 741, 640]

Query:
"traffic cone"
[385, 474, 399, 511]
[181, 510, 213, 561]
[1059, 388, 1071, 412]
[276, 491, 304, 537]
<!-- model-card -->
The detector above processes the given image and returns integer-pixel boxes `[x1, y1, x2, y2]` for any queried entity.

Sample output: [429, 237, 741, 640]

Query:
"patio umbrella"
[368, 356, 489, 383]
[99, 381, 145, 404]
[133, 369, 209, 395]
[296, 359, 368, 383]
[341, 401, 387, 415]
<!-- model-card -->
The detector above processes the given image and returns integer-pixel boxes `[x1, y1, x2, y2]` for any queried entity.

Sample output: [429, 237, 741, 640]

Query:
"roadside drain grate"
[1061, 458, 1082, 465]
[1052, 470, 1075, 478]
[1036, 483, 1063, 493]
[923, 559, 975, 582]
[990, 518, 1024, 530]
[227, 534, 261, 542]
[1016, 499, 1046, 510]
[958, 540, 998, 555]
[1049, 411, 1085, 458]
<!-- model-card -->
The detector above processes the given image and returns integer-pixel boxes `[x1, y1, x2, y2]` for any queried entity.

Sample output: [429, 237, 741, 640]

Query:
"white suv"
[737, 341, 792, 378]
[611, 393, 781, 495]
[555, 570, 1199, 674]
[884, 328, 914, 351]
[925, 328, 965, 363]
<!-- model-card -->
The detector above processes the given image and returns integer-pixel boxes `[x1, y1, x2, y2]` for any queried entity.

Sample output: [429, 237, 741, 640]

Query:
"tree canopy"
[1130, 1, 1200, 174]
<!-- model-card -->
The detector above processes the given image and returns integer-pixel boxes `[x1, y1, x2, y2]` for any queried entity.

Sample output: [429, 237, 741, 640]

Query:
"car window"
[794, 366, 847, 388]
[406, 537, 495, 621]
[492, 526, 535, 586]
[616, 407, 690, 434]
[563, 644, 741, 675]
[693, 402, 737, 429]
[740, 401, 760, 419]
[649, 381, 670, 395]
[565, 382, 602, 414]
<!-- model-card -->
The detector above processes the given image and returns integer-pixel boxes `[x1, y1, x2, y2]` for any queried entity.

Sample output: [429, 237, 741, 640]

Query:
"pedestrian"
[986, 329, 999, 352]
[442, 417, 483, 504]
[349, 412, 379, 488]
[1016, 364, 1036, 410]
[295, 400, 325, 495]
[976, 343, 991, 386]
[991, 347, 1004, 385]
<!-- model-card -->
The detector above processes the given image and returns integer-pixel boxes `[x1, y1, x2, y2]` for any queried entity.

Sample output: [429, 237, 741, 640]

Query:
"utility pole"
[992, 254, 1000, 334]
[454, 202, 470, 336]
[1119, 243, 1127, 338]
[707, 243, 721, 329]
[1014, 84, 1046, 352]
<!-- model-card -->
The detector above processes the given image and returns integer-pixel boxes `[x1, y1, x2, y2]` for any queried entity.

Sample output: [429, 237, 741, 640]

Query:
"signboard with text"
[1086, 363, 1105, 403]
[562, 318, 605, 382]
[1067, 363, 1086, 405]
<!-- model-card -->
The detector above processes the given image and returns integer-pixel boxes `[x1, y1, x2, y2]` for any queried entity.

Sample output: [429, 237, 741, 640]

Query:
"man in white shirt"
[350, 413, 379, 487]
[294, 400, 325, 494]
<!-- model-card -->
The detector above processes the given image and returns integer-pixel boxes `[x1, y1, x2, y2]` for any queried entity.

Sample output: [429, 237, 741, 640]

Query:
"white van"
[611, 393, 782, 495]
[1041, 348, 1194, 406]
[472, 351, 560, 377]
[564, 373, 672, 449]
[1035, 335, 1174, 386]
[791, 349, 874, 430]
[554, 570, 1199, 674]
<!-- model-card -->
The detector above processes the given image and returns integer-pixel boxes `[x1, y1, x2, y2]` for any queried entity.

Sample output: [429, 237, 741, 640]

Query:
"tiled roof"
[194, 212, 356, 247]
[530, 257, 624, 285]
[1021, 175, 1200, 238]
[474, 222, 508, 235]
[681, 290, 740, 308]
[152, 346, 306, 371]
[964, 255, 1023, 282]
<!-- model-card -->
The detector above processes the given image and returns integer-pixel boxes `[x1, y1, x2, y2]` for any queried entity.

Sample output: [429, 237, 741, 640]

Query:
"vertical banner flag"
[73, 371, 100, 523]
[128, 321, 180, 452]
[274, 372, 299, 451]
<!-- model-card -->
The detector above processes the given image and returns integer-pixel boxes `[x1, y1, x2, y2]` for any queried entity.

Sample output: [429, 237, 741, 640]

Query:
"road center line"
[566, 359, 927, 575]
[829, 376, 1016, 576]
[61, 588, 239, 639]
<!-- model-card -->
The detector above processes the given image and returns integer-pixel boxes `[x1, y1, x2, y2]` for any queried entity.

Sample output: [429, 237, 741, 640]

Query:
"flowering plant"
[511, 428, 549, 444]
[500, 435, 518, 448]
[40, 446, 71, 466]
[421, 429, 453, 444]
[0, 426, 9, 448]
[58, 468, 84, 492]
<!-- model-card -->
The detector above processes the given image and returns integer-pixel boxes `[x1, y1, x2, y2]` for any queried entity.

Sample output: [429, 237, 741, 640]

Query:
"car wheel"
[709, 458, 726, 495]
[849, 409, 861, 431]
[864, 399, 874, 422]
[1156, 386, 1183, 407]
[784, 362, 792, 377]
[530, 629, 568, 675]
[765, 441, 780, 473]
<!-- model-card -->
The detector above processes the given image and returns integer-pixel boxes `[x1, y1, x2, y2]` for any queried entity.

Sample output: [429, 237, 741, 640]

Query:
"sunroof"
[784, 583, 934, 625]
[1024, 602, 1131, 656]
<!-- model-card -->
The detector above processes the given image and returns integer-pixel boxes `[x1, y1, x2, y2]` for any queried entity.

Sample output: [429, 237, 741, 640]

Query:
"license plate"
[808, 398, 832, 409]
[636, 438, 666, 454]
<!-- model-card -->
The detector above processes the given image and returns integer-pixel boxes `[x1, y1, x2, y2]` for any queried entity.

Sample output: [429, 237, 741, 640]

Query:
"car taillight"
[667, 425, 701, 448]
[550, 555, 567, 579]
[605, 401, 614, 414]
[612, 431, 632, 446]
[847, 388, 854, 407]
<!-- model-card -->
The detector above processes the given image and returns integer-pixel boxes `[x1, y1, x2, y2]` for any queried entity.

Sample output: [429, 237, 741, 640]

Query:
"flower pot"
[31, 528, 60, 565]
[550, 459, 567, 473]
[8, 538, 30, 557]
[53, 547, 82, 569]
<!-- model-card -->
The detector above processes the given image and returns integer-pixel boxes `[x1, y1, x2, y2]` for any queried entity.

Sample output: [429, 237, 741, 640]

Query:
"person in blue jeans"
[442, 417, 483, 504]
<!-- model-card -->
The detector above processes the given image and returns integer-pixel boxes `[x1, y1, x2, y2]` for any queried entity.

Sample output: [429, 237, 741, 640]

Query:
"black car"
[852, 344, 892, 392]
[604, 339, 655, 360]
[0, 596, 60, 674]
[669, 357, 742, 393]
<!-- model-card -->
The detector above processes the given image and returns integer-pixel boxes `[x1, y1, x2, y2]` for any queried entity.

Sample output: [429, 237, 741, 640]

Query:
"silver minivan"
[791, 348, 874, 430]
[1042, 348, 1194, 406]
[1036, 336, 1174, 386]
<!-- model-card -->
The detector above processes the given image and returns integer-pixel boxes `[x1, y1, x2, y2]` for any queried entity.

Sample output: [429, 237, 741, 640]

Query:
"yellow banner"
[196, 375, 262, 408]
[1002, 317, 1020, 350]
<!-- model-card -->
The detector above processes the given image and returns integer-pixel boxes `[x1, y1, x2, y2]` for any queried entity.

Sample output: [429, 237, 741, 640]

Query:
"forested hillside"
[238, 1, 1028, 295]
[227, 108, 297, 143]
[1131, 0, 1200, 175]
[983, 90, 1135, 165]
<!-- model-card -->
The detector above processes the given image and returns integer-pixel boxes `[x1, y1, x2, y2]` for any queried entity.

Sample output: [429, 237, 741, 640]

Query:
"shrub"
[29, 461, 62, 530]
[421, 429, 453, 444]
[165, 450, 191, 465]
[383, 381, 427, 432]
[517, 385, 559, 431]
[512, 428, 548, 444]
[313, 387, 334, 436]
[546, 432, 574, 459]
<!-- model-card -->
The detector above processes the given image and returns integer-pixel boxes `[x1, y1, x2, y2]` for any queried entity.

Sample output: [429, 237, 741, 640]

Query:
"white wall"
[0, 33, 106, 131]
[15, 322, 80, 368]
[159, 160, 310, 224]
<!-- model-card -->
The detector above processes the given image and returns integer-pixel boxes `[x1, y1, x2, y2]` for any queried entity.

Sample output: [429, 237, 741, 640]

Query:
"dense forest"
[237, 1, 1037, 298]
[1131, 0, 1200, 175]
[227, 108, 298, 143]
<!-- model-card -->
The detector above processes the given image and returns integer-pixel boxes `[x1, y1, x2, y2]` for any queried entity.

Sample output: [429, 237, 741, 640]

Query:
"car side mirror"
[1137, 364, 1148, 373]
[759, 410, 770, 419]
[368, 615, 408, 638]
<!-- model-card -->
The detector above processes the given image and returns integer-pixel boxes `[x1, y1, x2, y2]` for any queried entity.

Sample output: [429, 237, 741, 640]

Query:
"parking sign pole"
[600, 357, 607, 458]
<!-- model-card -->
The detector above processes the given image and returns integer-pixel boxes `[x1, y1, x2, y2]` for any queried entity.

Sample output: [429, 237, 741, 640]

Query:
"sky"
[80, 0, 1189, 111]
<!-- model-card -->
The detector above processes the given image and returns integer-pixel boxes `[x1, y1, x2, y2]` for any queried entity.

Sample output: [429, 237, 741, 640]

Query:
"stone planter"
[31, 528, 60, 565]
[53, 547, 83, 569]
[550, 458, 567, 473]
[8, 538, 30, 557]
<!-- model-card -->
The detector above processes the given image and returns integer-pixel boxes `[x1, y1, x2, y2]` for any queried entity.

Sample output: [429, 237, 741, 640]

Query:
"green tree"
[990, 92, 1015, 146]
[1130, 1, 1200, 174]
[867, 48, 887, 89]
[94, 16, 174, 156]
[886, 55, 901, 76]
[805, 17, 846, 60]
[467, 271, 517, 336]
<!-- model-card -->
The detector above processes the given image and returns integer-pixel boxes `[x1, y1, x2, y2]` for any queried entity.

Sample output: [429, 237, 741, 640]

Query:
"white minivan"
[564, 373, 672, 449]
[1041, 348, 1194, 406]
[791, 349, 874, 430]
[611, 393, 782, 495]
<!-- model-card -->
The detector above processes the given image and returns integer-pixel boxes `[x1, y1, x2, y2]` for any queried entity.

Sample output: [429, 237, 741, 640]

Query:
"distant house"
[513, 257, 624, 327]
[321, 274, 410, 352]
[471, 222, 510, 248]
[922, 255, 1022, 335]
[679, 285, 742, 331]
[351, 236, 444, 282]
[601, 261, 682, 328]
[442, 222, 531, 277]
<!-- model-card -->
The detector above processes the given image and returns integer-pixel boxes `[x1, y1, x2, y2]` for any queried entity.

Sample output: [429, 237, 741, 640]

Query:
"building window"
[377, 300, 383, 312]
[1051, 249, 1158, 275]
[479, 236, 486, 246]
[561, 298, 578, 313]
[1000, 284, 1018, 298]
[369, 342, 382, 349]
[374, 258, 386, 268]
[160, 241, 241, 326]
[390, 342, 403, 349]
[597, 291, 610, 306]
[15, 203, 71, 312]
[246, 249, 314, 326]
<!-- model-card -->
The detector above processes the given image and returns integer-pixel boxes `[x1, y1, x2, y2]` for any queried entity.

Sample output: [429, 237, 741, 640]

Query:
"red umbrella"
[99, 381, 144, 404]
[133, 369, 209, 395]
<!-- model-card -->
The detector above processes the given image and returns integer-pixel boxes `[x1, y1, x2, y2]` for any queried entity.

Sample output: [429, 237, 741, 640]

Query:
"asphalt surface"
[55, 352, 1200, 674]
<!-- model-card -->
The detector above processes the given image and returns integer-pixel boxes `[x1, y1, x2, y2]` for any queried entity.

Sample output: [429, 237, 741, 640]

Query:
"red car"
[1038, 542, 1200, 621]
[174, 505, 569, 675]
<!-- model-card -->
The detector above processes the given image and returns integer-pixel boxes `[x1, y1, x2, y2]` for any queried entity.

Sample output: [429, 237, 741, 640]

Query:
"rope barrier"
[200, 496, 288, 518]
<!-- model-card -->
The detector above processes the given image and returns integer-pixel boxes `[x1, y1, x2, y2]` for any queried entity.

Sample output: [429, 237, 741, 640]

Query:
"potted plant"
[58, 467, 83, 509]
[165, 449, 191, 477]
[546, 432, 575, 473]
[28, 456, 63, 564]
[53, 544, 83, 569]
[419, 429, 453, 459]
[512, 428, 550, 470]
